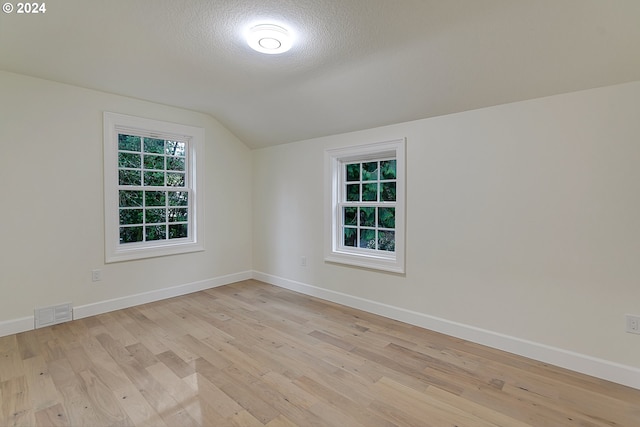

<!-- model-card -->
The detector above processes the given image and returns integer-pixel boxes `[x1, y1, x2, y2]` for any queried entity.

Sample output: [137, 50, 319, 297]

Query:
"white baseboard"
[73, 271, 252, 319]
[0, 316, 34, 337]
[0, 271, 252, 338]
[252, 270, 640, 391]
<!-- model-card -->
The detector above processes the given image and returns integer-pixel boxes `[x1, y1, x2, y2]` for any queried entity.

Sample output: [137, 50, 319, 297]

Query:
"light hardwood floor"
[1, 279, 639, 426]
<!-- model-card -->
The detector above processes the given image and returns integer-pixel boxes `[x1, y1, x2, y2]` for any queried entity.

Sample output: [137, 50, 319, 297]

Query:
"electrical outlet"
[626, 314, 640, 335]
[300, 256, 307, 267]
[91, 269, 102, 282]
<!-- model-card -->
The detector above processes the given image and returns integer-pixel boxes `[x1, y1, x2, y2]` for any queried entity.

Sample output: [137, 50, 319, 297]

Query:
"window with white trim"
[103, 112, 204, 262]
[325, 138, 405, 273]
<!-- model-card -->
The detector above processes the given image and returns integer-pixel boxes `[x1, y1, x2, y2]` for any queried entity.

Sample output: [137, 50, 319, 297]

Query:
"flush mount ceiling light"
[247, 24, 292, 54]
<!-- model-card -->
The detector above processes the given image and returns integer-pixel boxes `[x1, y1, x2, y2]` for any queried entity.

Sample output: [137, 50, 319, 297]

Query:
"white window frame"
[103, 112, 205, 263]
[325, 138, 406, 273]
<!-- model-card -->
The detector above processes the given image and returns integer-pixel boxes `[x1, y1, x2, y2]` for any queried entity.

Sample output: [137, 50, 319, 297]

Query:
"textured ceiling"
[1, 0, 639, 149]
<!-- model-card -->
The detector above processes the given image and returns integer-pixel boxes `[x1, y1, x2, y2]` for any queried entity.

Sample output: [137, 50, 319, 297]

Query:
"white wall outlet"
[91, 269, 102, 282]
[626, 314, 640, 335]
[300, 256, 307, 267]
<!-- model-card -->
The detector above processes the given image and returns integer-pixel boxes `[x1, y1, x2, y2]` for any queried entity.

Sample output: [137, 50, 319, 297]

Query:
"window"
[103, 112, 204, 262]
[325, 138, 405, 273]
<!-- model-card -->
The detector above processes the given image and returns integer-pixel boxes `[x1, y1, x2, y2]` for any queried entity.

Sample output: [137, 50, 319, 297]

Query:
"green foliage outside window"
[341, 158, 397, 252]
[117, 134, 189, 244]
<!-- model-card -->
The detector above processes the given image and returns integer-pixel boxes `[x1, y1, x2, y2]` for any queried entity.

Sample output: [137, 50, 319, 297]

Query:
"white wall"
[253, 81, 640, 384]
[0, 71, 252, 329]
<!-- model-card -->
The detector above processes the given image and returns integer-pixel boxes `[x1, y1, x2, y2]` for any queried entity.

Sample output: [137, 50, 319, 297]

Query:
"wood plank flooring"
[1, 279, 639, 426]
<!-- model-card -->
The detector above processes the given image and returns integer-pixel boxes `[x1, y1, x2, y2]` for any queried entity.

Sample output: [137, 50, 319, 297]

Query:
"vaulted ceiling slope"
[1, 0, 639, 149]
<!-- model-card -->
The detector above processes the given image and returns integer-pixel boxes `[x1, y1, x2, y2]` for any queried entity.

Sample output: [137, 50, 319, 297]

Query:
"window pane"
[168, 208, 188, 222]
[119, 170, 141, 186]
[119, 209, 143, 225]
[378, 230, 395, 252]
[378, 207, 395, 229]
[167, 157, 185, 171]
[144, 155, 164, 170]
[168, 191, 188, 206]
[362, 183, 378, 201]
[343, 227, 357, 247]
[120, 226, 143, 244]
[118, 152, 141, 168]
[346, 184, 360, 201]
[362, 161, 378, 181]
[380, 182, 396, 202]
[360, 229, 376, 249]
[118, 134, 141, 152]
[343, 207, 357, 226]
[119, 190, 143, 207]
[144, 171, 165, 186]
[169, 224, 188, 239]
[381, 160, 396, 179]
[165, 141, 186, 157]
[146, 225, 166, 241]
[346, 163, 360, 181]
[167, 172, 185, 187]
[145, 191, 166, 206]
[360, 207, 375, 227]
[144, 138, 165, 154]
[146, 208, 166, 224]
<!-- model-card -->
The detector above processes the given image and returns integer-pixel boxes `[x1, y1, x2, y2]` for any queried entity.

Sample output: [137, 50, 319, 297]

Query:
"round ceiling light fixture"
[247, 24, 292, 54]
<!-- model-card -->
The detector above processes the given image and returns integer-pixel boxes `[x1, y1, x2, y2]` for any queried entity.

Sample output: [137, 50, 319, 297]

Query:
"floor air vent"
[35, 302, 73, 328]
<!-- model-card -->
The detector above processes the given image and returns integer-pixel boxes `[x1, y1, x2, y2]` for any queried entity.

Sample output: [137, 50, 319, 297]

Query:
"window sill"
[106, 240, 204, 263]
[325, 250, 405, 274]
